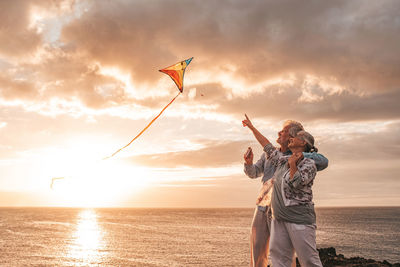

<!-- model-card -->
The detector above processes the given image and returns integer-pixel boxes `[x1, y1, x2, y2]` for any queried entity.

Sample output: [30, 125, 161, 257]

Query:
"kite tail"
[103, 92, 181, 159]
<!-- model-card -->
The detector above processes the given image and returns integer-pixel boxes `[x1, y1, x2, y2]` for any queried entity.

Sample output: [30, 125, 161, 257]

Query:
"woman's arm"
[288, 157, 317, 189]
[289, 152, 304, 179]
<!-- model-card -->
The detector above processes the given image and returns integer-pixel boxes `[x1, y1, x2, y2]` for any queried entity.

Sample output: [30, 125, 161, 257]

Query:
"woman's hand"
[242, 114, 254, 130]
[289, 152, 304, 167]
[289, 152, 304, 179]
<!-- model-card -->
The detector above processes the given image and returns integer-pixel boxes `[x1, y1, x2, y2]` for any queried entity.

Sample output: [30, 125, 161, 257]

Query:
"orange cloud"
[1, 0, 400, 123]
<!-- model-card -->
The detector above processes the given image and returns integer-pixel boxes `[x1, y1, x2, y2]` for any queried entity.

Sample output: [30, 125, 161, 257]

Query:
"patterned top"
[264, 143, 317, 206]
[244, 146, 328, 210]
[263, 143, 317, 224]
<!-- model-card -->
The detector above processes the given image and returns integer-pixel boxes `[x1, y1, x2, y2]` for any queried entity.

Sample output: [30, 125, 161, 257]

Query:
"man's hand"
[242, 114, 254, 130]
[242, 113, 271, 148]
[289, 152, 304, 179]
[244, 147, 253, 165]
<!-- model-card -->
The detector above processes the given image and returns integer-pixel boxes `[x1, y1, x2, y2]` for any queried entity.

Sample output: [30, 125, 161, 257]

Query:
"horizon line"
[0, 205, 399, 209]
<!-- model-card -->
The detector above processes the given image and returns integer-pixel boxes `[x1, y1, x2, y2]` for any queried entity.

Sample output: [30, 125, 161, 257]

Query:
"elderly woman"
[265, 130, 322, 267]
[242, 115, 323, 267]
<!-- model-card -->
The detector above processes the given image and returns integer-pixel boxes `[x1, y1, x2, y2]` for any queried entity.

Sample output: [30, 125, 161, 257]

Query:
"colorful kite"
[104, 57, 193, 159]
[159, 57, 193, 92]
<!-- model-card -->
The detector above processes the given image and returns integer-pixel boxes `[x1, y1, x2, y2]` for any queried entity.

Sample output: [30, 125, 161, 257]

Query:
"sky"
[0, 0, 399, 207]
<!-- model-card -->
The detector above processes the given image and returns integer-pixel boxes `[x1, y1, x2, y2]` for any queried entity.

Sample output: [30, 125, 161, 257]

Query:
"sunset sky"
[1, 0, 399, 207]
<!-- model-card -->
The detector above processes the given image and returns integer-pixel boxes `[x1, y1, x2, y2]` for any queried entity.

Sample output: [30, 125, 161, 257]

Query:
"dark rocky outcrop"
[297, 247, 400, 267]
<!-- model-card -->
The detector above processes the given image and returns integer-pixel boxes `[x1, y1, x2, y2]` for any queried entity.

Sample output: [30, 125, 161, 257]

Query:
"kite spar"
[104, 57, 193, 159]
[50, 177, 65, 189]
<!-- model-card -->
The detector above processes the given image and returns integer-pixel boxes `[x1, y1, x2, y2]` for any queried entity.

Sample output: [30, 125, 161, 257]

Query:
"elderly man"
[243, 116, 328, 267]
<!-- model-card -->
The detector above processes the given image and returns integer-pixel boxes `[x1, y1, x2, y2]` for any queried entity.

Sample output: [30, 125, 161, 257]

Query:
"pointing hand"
[242, 114, 254, 129]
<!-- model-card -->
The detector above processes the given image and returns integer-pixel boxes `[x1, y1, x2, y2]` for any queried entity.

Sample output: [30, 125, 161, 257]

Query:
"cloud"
[60, 0, 400, 91]
[124, 120, 400, 169]
[0, 73, 38, 100]
[0, 48, 131, 108]
[32, 51, 129, 109]
[0, 0, 42, 57]
[1, 0, 400, 123]
[125, 139, 253, 168]
[0, 0, 74, 58]
[178, 81, 400, 122]
[318, 121, 400, 163]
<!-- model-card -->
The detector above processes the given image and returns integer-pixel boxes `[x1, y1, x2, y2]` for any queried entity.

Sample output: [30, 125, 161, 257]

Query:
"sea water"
[0, 207, 399, 266]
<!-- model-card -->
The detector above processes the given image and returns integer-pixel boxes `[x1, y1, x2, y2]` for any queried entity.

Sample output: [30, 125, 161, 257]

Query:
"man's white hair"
[283, 120, 304, 137]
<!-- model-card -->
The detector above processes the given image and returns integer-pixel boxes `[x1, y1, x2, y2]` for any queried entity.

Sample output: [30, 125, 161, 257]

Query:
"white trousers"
[270, 218, 322, 267]
[250, 207, 270, 267]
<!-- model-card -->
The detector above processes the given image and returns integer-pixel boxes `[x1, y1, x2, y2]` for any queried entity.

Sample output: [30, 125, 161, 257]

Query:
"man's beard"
[277, 137, 288, 147]
[277, 137, 282, 145]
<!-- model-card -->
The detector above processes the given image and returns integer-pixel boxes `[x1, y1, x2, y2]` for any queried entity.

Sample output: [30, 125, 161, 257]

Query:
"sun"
[42, 138, 152, 207]
[52, 160, 150, 207]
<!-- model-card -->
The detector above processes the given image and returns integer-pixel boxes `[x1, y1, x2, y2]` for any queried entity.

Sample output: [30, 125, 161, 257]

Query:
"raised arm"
[242, 114, 271, 148]
[303, 152, 328, 171]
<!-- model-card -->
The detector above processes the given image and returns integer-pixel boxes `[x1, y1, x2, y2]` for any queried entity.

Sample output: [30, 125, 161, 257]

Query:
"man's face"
[277, 125, 291, 147]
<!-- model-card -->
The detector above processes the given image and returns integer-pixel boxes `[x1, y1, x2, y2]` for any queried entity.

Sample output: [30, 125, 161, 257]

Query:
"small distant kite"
[50, 177, 65, 189]
[104, 57, 193, 159]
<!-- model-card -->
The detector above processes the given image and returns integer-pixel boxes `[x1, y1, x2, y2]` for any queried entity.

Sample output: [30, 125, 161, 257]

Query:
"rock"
[294, 247, 399, 267]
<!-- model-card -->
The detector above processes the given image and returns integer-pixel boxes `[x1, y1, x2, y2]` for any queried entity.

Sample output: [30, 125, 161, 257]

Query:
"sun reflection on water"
[68, 209, 107, 265]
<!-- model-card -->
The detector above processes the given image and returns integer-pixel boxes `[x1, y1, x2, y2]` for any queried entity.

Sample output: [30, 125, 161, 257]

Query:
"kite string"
[104, 91, 181, 159]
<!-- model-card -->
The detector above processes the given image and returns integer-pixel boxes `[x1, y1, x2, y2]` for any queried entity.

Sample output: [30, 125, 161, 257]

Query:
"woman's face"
[288, 135, 306, 150]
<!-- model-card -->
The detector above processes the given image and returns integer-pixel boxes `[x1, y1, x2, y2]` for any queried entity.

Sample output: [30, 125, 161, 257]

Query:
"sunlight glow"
[42, 138, 153, 207]
[68, 209, 106, 264]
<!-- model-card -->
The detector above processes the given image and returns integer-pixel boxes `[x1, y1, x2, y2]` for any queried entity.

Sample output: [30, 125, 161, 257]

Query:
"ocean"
[0, 207, 399, 266]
